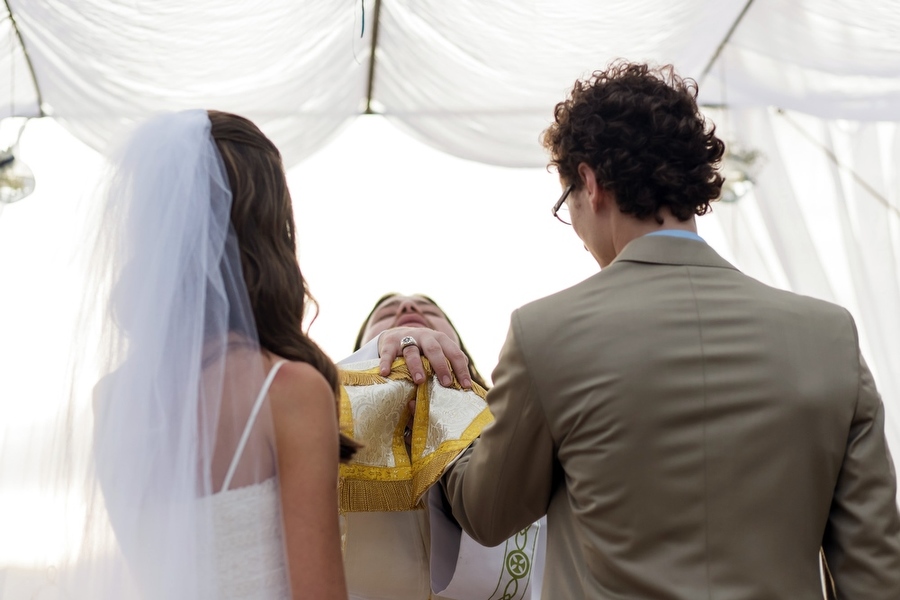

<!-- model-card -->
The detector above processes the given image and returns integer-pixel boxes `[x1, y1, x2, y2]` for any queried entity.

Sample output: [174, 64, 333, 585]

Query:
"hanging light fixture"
[2, 1, 39, 207]
[0, 119, 34, 205]
[719, 146, 763, 203]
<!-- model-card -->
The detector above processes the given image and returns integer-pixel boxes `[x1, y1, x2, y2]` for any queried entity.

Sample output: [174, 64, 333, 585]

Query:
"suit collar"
[609, 234, 738, 270]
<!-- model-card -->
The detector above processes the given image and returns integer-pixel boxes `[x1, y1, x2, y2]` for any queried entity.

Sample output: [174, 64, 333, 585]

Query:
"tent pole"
[364, 0, 383, 115]
[3, 0, 44, 118]
[699, 0, 756, 84]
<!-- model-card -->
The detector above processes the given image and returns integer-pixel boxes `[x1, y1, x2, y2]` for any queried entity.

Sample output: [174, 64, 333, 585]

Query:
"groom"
[440, 61, 900, 598]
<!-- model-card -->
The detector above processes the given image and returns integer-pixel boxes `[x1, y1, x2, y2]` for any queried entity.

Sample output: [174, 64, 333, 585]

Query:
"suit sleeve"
[822, 351, 900, 599]
[440, 315, 554, 547]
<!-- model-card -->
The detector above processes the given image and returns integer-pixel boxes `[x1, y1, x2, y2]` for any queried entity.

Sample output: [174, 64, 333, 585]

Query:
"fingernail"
[463, 378, 471, 388]
[441, 376, 451, 386]
[415, 373, 424, 383]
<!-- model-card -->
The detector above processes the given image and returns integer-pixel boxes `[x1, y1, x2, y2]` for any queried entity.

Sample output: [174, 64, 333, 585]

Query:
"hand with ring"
[377, 327, 472, 388]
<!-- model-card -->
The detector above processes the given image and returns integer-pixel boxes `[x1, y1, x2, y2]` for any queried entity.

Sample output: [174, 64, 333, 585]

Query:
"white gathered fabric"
[4, 0, 365, 165]
[700, 1, 900, 121]
[4, 0, 900, 167]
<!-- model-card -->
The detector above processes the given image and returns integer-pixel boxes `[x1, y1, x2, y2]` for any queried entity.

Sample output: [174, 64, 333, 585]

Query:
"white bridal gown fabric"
[201, 360, 290, 600]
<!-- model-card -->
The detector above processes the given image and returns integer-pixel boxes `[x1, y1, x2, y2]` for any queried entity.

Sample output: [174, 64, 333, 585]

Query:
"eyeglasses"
[552, 184, 573, 225]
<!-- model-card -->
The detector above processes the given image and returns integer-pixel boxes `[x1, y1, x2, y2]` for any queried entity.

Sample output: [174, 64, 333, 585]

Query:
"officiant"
[338, 293, 545, 600]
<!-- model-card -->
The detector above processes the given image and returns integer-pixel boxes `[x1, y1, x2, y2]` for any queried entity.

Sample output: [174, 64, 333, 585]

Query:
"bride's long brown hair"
[208, 110, 359, 461]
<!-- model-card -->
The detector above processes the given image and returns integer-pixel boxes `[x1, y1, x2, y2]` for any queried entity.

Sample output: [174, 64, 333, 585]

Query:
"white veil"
[0, 110, 279, 598]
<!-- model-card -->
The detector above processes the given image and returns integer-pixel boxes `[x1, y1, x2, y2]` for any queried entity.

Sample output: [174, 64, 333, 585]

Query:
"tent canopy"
[2, 0, 900, 166]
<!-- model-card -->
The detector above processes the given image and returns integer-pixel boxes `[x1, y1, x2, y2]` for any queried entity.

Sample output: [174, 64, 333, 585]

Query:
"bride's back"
[205, 342, 279, 494]
[201, 344, 291, 600]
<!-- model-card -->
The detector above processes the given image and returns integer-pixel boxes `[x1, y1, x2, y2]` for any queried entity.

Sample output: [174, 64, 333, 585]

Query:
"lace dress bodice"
[203, 360, 290, 599]
[205, 478, 290, 599]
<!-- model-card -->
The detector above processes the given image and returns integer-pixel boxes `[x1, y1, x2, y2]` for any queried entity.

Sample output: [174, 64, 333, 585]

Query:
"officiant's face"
[361, 294, 460, 346]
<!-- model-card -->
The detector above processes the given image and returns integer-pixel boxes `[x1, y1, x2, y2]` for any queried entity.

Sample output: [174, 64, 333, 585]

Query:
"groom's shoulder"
[515, 263, 853, 333]
[513, 271, 606, 329]
[738, 271, 854, 324]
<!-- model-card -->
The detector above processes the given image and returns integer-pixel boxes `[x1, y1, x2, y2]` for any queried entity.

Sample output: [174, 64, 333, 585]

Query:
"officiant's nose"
[397, 298, 421, 315]
[391, 298, 431, 327]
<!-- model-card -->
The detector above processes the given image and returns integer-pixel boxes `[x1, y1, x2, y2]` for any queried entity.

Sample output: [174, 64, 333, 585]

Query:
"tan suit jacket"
[442, 235, 900, 599]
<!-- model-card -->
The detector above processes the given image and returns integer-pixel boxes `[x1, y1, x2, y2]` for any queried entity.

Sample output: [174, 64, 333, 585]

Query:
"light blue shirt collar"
[645, 230, 705, 242]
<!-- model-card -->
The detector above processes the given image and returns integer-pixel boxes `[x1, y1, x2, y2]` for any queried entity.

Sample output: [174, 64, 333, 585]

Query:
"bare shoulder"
[272, 360, 332, 392]
[267, 359, 340, 464]
[267, 359, 336, 420]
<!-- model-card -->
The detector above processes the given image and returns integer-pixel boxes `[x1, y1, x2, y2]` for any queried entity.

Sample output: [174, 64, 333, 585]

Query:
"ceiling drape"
[4, 0, 897, 167]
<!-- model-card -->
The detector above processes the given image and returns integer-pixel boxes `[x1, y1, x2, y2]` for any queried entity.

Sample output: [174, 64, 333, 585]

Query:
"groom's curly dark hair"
[542, 60, 725, 223]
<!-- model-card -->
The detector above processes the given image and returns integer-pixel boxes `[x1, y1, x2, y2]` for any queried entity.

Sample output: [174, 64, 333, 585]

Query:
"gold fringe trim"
[339, 478, 416, 512]
[340, 463, 412, 480]
[387, 359, 416, 382]
[340, 358, 488, 396]
[339, 370, 388, 387]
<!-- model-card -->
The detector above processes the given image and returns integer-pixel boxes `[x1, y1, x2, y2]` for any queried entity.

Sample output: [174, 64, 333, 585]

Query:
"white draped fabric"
[702, 2, 900, 121]
[3, 1, 899, 165]
[5, 0, 366, 164]
[374, 0, 746, 167]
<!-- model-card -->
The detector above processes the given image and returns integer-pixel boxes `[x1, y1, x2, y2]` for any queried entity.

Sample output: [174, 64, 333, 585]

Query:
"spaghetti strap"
[221, 359, 287, 492]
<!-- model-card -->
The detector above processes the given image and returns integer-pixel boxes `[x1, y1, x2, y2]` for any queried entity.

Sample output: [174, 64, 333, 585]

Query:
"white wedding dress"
[201, 360, 291, 600]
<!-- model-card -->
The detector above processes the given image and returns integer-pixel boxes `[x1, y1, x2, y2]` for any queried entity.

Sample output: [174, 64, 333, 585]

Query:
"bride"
[59, 109, 356, 598]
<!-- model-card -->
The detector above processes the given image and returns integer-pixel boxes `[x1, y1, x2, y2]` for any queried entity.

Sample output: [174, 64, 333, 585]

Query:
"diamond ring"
[399, 336, 419, 350]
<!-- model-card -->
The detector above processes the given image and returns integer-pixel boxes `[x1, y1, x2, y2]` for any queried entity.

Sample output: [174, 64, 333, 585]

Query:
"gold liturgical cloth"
[339, 358, 491, 513]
